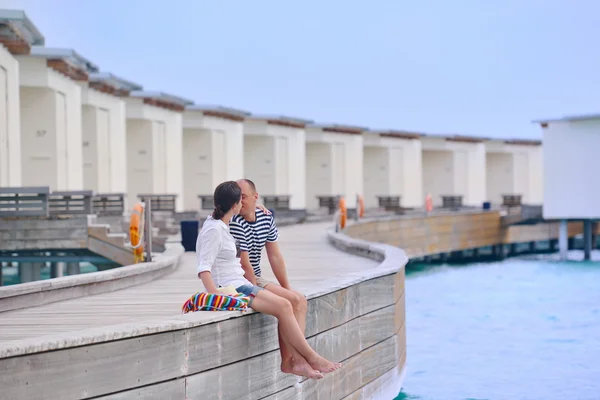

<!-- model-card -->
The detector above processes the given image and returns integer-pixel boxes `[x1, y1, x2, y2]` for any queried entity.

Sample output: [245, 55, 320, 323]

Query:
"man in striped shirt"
[229, 178, 308, 375]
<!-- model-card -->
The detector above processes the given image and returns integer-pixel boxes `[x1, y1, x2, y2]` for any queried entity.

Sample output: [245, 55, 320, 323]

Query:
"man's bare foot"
[308, 356, 342, 374]
[282, 358, 323, 380]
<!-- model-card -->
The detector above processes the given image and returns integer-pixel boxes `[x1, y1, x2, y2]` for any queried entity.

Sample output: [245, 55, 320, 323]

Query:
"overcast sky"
[2, 0, 599, 139]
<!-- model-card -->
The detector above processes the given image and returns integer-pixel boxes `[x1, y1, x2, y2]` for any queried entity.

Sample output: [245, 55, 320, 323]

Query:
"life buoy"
[357, 194, 365, 218]
[339, 197, 347, 229]
[129, 202, 145, 263]
[425, 193, 433, 213]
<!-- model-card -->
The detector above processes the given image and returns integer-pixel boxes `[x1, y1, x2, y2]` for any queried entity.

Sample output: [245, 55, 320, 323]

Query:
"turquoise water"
[395, 252, 600, 400]
[1, 262, 99, 286]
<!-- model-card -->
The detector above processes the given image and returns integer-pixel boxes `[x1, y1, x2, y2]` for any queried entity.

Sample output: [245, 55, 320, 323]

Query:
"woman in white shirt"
[196, 181, 342, 380]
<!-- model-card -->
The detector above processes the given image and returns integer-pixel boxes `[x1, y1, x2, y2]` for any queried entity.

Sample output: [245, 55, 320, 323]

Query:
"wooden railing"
[377, 195, 401, 211]
[441, 195, 463, 209]
[263, 195, 291, 211]
[137, 194, 177, 213]
[316, 195, 341, 214]
[0, 187, 50, 217]
[502, 194, 522, 207]
[49, 191, 93, 216]
[198, 195, 214, 210]
[92, 193, 125, 216]
[0, 187, 127, 218]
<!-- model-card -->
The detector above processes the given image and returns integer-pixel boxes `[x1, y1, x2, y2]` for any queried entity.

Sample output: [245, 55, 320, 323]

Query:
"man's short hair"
[239, 178, 257, 193]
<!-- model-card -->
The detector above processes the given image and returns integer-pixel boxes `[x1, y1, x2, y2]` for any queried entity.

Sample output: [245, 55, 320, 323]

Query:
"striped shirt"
[229, 208, 279, 277]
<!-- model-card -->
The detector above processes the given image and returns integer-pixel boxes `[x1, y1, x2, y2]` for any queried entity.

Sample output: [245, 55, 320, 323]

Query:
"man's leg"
[258, 278, 308, 372]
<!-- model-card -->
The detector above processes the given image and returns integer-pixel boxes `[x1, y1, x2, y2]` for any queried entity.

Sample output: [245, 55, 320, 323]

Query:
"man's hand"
[265, 241, 291, 290]
[255, 203, 272, 215]
[239, 251, 257, 285]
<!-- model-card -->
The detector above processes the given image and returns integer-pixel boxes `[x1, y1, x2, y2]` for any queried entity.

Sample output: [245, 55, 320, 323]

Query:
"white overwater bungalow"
[484, 138, 543, 206]
[362, 130, 424, 209]
[18, 46, 94, 190]
[305, 124, 365, 212]
[420, 134, 486, 207]
[182, 105, 248, 211]
[0, 10, 43, 187]
[535, 113, 599, 260]
[125, 91, 193, 211]
[244, 115, 311, 213]
[81, 72, 142, 195]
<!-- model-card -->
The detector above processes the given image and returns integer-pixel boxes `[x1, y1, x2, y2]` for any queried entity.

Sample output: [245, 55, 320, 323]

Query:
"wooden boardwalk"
[0, 222, 379, 343]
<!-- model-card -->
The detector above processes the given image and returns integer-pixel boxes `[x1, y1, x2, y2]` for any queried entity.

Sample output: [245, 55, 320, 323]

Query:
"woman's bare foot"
[281, 358, 294, 374]
[282, 357, 323, 380]
[308, 356, 342, 374]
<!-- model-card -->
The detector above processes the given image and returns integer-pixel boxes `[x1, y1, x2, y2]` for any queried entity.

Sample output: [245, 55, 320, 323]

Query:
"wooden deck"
[0, 222, 379, 343]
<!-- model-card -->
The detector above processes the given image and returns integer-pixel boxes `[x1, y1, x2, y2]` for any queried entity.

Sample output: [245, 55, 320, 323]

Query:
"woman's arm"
[196, 228, 222, 293]
[199, 271, 219, 294]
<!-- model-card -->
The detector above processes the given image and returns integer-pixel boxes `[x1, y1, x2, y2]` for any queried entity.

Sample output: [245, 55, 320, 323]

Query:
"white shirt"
[196, 216, 251, 289]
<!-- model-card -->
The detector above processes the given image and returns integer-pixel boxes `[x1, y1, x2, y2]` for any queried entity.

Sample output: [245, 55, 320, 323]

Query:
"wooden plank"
[0, 223, 380, 343]
[96, 379, 186, 400]
[186, 309, 400, 400]
[0, 187, 50, 194]
[259, 335, 401, 400]
[0, 299, 401, 400]
[0, 330, 188, 399]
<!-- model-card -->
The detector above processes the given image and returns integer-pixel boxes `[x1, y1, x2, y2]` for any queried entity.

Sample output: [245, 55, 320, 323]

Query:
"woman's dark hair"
[212, 181, 242, 219]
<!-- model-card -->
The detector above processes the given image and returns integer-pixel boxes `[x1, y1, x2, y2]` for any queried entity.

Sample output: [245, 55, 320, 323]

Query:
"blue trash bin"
[180, 220, 199, 252]
[483, 201, 491, 210]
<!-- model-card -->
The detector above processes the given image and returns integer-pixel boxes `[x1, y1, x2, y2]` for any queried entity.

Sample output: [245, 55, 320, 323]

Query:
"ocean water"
[395, 250, 600, 400]
[1, 262, 99, 286]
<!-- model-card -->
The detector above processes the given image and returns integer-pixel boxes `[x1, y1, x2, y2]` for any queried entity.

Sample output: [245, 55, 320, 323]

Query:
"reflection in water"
[2, 262, 105, 286]
[395, 251, 600, 400]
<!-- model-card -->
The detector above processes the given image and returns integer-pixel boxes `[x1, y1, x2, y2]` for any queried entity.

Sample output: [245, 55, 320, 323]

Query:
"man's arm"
[265, 217, 291, 289]
[265, 241, 291, 289]
[239, 251, 257, 285]
[229, 219, 257, 285]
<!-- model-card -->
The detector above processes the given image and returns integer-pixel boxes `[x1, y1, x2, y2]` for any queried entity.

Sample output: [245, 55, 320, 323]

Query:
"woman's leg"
[251, 289, 342, 374]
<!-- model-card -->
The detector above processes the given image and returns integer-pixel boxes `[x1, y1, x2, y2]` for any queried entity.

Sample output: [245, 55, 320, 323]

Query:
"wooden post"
[584, 219, 593, 261]
[559, 219, 568, 260]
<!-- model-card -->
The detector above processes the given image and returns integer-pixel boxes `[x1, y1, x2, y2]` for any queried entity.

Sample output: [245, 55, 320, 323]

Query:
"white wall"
[203, 116, 244, 182]
[126, 119, 153, 208]
[0, 45, 21, 187]
[542, 119, 599, 219]
[363, 146, 389, 208]
[126, 98, 184, 211]
[306, 142, 332, 209]
[182, 128, 214, 210]
[166, 113, 183, 211]
[422, 150, 454, 206]
[305, 128, 363, 209]
[243, 120, 307, 210]
[526, 145, 543, 204]
[363, 135, 423, 208]
[182, 112, 245, 210]
[81, 85, 127, 194]
[485, 140, 544, 205]
[421, 137, 486, 206]
[244, 135, 276, 196]
[184, 113, 245, 183]
[486, 152, 513, 204]
[402, 139, 423, 208]
[18, 57, 83, 191]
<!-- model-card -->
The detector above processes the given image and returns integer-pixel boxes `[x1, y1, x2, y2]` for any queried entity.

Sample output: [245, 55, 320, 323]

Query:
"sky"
[2, 0, 600, 139]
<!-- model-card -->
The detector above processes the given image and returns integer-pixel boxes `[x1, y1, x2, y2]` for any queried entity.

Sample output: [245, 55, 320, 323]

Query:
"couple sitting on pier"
[195, 179, 341, 380]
